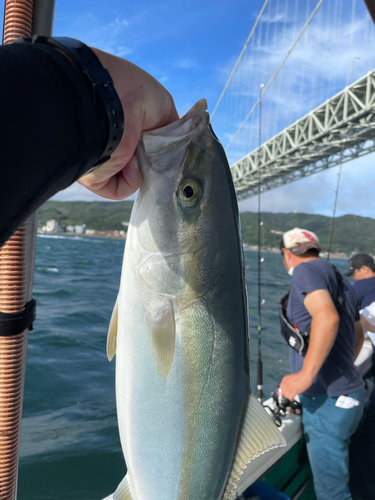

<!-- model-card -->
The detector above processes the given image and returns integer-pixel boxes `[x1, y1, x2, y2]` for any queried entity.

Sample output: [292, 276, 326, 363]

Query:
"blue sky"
[53, 0, 258, 116]
[2, 0, 375, 217]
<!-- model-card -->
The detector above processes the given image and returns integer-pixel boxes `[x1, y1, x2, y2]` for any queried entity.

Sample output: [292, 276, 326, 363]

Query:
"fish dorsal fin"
[107, 296, 119, 361]
[149, 300, 176, 379]
[113, 475, 132, 500]
[223, 393, 286, 499]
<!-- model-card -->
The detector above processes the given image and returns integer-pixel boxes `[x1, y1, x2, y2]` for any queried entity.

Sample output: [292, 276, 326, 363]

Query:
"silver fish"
[107, 99, 285, 500]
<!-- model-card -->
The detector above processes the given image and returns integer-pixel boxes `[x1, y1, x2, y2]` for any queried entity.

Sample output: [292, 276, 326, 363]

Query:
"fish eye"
[178, 179, 200, 206]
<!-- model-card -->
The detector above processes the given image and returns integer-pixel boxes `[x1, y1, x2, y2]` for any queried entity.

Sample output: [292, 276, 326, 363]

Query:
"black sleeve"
[0, 42, 109, 247]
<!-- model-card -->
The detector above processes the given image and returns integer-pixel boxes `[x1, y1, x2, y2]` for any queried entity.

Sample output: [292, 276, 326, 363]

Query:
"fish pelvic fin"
[113, 475, 132, 500]
[150, 299, 176, 380]
[107, 296, 119, 361]
[223, 393, 286, 499]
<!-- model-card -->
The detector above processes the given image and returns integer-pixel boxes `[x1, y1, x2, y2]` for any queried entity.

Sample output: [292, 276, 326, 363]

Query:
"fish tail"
[113, 475, 132, 500]
[223, 393, 286, 498]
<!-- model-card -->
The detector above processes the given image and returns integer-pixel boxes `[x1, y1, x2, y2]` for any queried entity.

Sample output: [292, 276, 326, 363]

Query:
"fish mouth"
[139, 99, 209, 174]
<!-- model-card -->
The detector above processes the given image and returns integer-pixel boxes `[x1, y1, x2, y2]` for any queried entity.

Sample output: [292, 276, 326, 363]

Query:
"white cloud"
[174, 58, 198, 70]
[51, 183, 137, 202]
[238, 153, 375, 218]
[54, 12, 133, 57]
[51, 183, 106, 202]
[260, 13, 284, 24]
[212, 5, 375, 158]
[208, 2, 375, 218]
[116, 45, 133, 57]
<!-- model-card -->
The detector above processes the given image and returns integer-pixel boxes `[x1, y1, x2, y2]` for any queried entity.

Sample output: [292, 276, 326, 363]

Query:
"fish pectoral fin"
[150, 300, 176, 380]
[113, 475, 132, 500]
[107, 296, 119, 361]
[223, 393, 286, 499]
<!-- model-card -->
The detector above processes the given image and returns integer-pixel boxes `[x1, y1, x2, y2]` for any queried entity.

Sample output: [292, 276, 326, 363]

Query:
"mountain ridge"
[38, 201, 373, 255]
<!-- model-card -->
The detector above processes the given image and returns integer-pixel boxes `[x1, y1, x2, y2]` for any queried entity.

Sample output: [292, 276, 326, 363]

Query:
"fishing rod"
[327, 146, 343, 261]
[257, 83, 264, 403]
[0, 2, 55, 499]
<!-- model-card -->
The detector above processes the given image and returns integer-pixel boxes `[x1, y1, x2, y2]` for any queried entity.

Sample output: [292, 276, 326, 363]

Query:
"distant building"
[46, 219, 63, 232]
[66, 225, 75, 233]
[86, 229, 96, 235]
[75, 224, 86, 234]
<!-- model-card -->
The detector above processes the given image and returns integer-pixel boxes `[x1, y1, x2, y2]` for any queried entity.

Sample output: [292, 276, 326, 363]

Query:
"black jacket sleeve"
[0, 42, 110, 247]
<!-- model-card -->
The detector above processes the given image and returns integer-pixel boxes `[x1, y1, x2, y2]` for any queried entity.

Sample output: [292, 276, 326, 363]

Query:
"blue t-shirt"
[353, 276, 375, 309]
[286, 260, 364, 397]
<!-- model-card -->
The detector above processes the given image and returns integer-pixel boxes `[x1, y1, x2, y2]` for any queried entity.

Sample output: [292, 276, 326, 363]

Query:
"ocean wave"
[36, 266, 59, 273]
[20, 404, 118, 458]
[37, 233, 120, 244]
[35, 288, 70, 298]
[37, 234, 84, 241]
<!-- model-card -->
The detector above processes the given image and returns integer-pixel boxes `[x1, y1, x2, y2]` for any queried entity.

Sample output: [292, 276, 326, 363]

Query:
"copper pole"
[3, 1, 33, 44]
[1, 2, 33, 499]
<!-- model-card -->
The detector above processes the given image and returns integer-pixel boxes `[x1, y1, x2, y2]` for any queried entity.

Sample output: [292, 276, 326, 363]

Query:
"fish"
[107, 99, 286, 500]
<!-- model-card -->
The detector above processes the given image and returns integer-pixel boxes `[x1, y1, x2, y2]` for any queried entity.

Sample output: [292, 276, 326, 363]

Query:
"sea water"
[17, 234, 350, 499]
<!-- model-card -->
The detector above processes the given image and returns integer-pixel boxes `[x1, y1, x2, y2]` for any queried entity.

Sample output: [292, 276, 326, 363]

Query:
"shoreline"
[38, 232, 349, 259]
[37, 231, 126, 240]
[243, 245, 348, 260]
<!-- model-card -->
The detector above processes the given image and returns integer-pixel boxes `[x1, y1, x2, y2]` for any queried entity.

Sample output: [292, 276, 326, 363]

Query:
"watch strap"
[15, 36, 124, 170]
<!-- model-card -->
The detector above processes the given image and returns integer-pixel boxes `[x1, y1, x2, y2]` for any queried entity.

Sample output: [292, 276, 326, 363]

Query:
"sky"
[2, 0, 375, 217]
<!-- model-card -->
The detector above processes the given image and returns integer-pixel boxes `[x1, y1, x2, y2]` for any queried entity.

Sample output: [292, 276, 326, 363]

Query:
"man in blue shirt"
[279, 228, 365, 500]
[345, 253, 375, 338]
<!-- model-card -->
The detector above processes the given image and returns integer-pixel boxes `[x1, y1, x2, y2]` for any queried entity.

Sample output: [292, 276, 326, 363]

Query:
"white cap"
[282, 227, 321, 255]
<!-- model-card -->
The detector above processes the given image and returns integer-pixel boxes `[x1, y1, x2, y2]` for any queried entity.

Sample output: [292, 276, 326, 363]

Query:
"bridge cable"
[327, 147, 343, 261]
[210, 0, 270, 121]
[257, 83, 264, 403]
[225, 0, 324, 152]
[272, 0, 289, 139]
[346, 0, 357, 86]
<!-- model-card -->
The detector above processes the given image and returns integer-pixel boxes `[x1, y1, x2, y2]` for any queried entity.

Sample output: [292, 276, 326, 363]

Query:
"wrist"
[300, 368, 315, 384]
[15, 36, 124, 171]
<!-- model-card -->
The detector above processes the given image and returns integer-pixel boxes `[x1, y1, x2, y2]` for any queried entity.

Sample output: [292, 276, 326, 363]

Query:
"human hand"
[279, 371, 314, 401]
[78, 48, 179, 199]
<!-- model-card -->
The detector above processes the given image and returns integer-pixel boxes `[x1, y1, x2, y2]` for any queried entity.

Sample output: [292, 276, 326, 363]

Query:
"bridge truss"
[232, 69, 375, 200]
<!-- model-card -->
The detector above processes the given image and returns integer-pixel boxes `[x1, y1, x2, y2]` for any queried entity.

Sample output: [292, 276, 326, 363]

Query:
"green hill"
[38, 200, 133, 231]
[38, 201, 374, 255]
[240, 212, 375, 255]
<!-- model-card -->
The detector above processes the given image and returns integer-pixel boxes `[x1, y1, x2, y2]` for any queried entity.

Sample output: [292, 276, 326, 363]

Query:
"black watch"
[15, 36, 124, 170]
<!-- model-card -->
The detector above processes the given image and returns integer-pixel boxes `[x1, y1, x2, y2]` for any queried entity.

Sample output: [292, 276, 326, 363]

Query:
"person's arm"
[354, 320, 365, 360]
[360, 313, 375, 334]
[0, 39, 178, 247]
[280, 289, 339, 400]
[78, 48, 178, 199]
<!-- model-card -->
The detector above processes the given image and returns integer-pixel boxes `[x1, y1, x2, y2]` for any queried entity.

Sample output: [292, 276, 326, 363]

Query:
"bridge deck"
[231, 70, 375, 200]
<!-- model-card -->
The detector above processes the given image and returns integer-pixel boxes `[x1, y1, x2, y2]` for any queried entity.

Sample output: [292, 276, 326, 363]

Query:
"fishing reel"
[265, 387, 302, 427]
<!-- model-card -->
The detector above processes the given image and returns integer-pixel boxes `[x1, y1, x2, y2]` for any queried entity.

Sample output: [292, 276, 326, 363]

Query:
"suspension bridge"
[211, 0, 375, 201]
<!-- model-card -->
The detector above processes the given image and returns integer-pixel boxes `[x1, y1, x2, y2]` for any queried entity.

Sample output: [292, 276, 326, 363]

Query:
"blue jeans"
[300, 389, 366, 500]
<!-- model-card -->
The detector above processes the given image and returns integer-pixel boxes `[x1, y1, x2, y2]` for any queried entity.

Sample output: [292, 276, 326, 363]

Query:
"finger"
[78, 155, 141, 200]
[117, 155, 142, 198]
